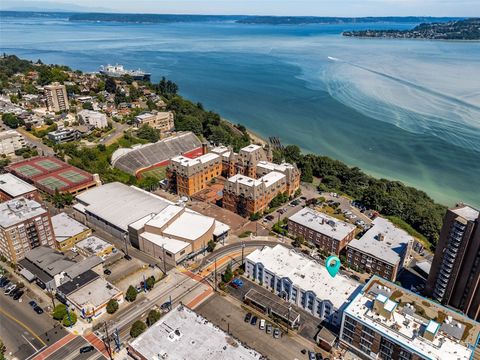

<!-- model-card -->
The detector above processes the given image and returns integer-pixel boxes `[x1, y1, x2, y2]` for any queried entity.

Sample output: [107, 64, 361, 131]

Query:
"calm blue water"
[1, 16, 479, 206]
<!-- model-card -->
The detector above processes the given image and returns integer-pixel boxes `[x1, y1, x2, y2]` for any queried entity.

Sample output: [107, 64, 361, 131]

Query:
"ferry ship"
[99, 64, 151, 81]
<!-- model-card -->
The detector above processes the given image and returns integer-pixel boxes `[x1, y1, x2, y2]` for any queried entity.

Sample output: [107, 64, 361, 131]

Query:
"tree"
[82, 101, 94, 110]
[2, 113, 22, 128]
[126, 285, 137, 302]
[105, 77, 116, 93]
[0, 339, 5, 360]
[145, 276, 155, 291]
[222, 263, 234, 283]
[130, 320, 147, 338]
[52, 304, 67, 320]
[147, 310, 161, 326]
[138, 176, 158, 191]
[106, 299, 119, 314]
[207, 240, 216, 252]
[137, 124, 159, 143]
[62, 311, 77, 327]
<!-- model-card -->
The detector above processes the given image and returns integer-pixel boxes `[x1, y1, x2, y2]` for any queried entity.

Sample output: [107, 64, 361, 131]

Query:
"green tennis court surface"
[37, 176, 68, 190]
[15, 165, 43, 177]
[59, 170, 88, 183]
[36, 159, 62, 171]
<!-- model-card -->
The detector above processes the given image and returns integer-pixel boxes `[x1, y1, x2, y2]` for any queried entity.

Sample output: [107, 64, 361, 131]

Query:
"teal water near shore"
[1, 16, 479, 206]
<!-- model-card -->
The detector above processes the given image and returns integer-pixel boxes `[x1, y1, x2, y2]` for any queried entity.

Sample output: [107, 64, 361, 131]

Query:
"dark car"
[34, 306, 44, 314]
[9, 288, 21, 297]
[250, 316, 258, 326]
[350, 274, 361, 282]
[79, 345, 94, 353]
[29, 300, 38, 308]
[265, 215, 275, 221]
[13, 290, 24, 300]
[103, 269, 112, 275]
[244, 312, 252, 323]
[160, 301, 172, 311]
[0, 278, 9, 288]
[316, 353, 323, 360]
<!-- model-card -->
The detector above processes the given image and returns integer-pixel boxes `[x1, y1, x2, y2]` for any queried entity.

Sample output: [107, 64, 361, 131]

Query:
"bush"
[130, 320, 147, 338]
[207, 240, 216, 252]
[126, 285, 137, 302]
[52, 304, 67, 320]
[106, 299, 119, 314]
[145, 276, 155, 291]
[62, 312, 77, 327]
[238, 231, 252, 238]
[147, 310, 161, 326]
[222, 264, 234, 283]
[249, 212, 262, 221]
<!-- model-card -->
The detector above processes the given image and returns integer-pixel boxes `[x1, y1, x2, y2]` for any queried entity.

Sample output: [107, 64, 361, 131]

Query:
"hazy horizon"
[1, 0, 479, 17]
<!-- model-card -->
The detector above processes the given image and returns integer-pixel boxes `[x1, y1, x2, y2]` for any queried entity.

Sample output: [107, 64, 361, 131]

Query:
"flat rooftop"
[347, 217, 413, 265]
[171, 153, 220, 166]
[257, 161, 295, 173]
[0, 197, 47, 228]
[260, 171, 285, 187]
[288, 207, 356, 241]
[240, 144, 261, 153]
[246, 245, 361, 309]
[51, 212, 90, 243]
[163, 211, 215, 241]
[76, 182, 171, 231]
[0, 173, 36, 197]
[146, 205, 183, 229]
[67, 277, 121, 308]
[451, 205, 479, 222]
[129, 305, 263, 360]
[141, 232, 190, 254]
[345, 276, 480, 360]
[75, 236, 113, 255]
[227, 174, 262, 187]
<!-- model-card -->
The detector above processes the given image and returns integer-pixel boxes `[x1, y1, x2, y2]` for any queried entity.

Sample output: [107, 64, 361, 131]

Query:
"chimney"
[202, 142, 208, 155]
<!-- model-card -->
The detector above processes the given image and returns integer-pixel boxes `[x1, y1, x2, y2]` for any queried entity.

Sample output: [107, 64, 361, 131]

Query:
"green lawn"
[140, 166, 167, 180]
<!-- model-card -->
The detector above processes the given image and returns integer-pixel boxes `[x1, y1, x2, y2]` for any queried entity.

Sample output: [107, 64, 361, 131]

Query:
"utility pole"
[287, 305, 291, 334]
[123, 234, 129, 257]
[103, 322, 113, 360]
[47, 287, 56, 309]
[162, 245, 167, 275]
[241, 242, 245, 268]
[214, 257, 217, 292]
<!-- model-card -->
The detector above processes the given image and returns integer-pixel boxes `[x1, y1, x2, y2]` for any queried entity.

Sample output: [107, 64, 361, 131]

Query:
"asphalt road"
[0, 290, 67, 360]
[43, 336, 105, 360]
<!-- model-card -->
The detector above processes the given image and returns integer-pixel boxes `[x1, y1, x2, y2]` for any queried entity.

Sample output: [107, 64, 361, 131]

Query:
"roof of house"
[347, 217, 413, 265]
[67, 277, 121, 308]
[0, 173, 36, 197]
[288, 207, 356, 241]
[51, 212, 90, 243]
[246, 245, 361, 309]
[56, 269, 100, 296]
[129, 305, 262, 360]
[75, 236, 114, 255]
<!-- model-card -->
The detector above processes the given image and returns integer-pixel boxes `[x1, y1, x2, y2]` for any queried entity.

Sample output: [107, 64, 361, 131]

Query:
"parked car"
[259, 319, 266, 330]
[244, 312, 252, 323]
[265, 215, 274, 221]
[266, 323, 273, 334]
[308, 351, 316, 360]
[316, 353, 323, 360]
[9, 287, 20, 297]
[160, 301, 172, 311]
[273, 328, 281, 339]
[33, 306, 44, 314]
[0, 278, 9, 288]
[29, 300, 38, 308]
[79, 345, 94, 353]
[350, 274, 361, 282]
[103, 269, 111, 275]
[250, 316, 258, 326]
[13, 290, 24, 301]
[230, 279, 244, 288]
[4, 284, 16, 295]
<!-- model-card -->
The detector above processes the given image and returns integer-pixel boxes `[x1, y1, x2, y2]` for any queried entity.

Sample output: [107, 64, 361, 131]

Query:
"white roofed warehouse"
[245, 244, 361, 327]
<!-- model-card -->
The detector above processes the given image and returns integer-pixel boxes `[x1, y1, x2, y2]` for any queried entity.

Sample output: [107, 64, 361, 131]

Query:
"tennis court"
[15, 165, 43, 178]
[59, 170, 88, 184]
[36, 159, 62, 171]
[37, 176, 68, 190]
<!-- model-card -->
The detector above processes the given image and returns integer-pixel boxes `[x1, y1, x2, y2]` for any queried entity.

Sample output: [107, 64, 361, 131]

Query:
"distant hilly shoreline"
[0, 11, 465, 25]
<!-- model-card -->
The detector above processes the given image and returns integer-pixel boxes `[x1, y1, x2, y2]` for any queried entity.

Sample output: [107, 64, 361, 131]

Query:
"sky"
[2, 0, 479, 16]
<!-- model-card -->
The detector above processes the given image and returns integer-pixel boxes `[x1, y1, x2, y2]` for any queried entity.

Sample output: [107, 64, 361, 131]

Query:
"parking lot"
[196, 293, 321, 360]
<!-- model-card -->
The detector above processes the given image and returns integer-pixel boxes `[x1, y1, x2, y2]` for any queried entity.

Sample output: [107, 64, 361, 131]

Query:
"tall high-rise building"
[426, 204, 480, 320]
[44, 83, 69, 112]
[0, 197, 55, 263]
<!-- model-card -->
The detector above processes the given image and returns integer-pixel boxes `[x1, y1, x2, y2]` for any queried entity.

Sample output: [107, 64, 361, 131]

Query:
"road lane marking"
[0, 306, 46, 346]
[22, 334, 39, 351]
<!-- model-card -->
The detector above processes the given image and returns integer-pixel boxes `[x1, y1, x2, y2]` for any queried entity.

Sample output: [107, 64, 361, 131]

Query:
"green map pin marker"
[325, 255, 341, 278]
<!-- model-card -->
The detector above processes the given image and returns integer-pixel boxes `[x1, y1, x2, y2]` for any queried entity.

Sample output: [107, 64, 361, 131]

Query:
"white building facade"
[77, 110, 108, 129]
[245, 245, 361, 326]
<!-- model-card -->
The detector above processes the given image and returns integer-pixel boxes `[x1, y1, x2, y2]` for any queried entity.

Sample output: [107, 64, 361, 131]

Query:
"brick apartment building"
[135, 110, 174, 134]
[288, 207, 356, 255]
[168, 153, 222, 196]
[0, 173, 40, 203]
[0, 198, 55, 263]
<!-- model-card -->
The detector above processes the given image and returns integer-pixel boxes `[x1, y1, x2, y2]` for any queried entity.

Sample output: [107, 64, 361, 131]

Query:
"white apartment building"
[245, 244, 361, 326]
[77, 109, 108, 129]
[44, 83, 69, 112]
[0, 130, 26, 156]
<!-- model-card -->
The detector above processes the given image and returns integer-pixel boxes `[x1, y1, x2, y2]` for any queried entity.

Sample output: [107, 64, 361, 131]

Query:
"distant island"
[343, 18, 480, 40]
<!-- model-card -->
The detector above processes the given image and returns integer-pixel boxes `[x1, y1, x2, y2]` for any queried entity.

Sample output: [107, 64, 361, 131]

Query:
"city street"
[0, 290, 67, 360]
